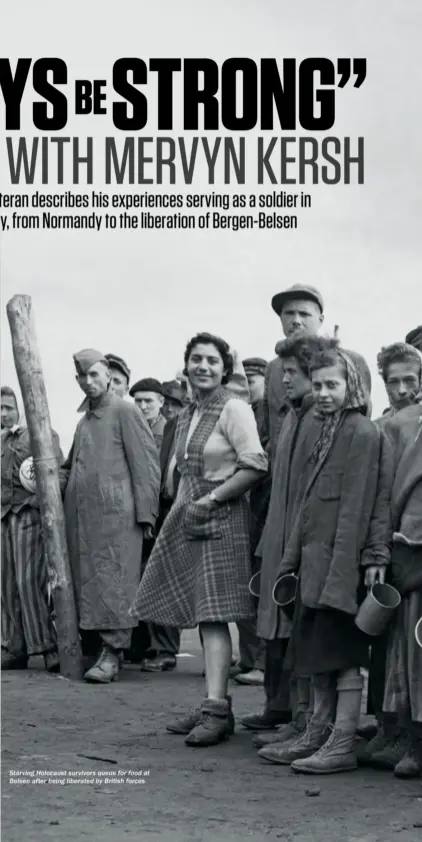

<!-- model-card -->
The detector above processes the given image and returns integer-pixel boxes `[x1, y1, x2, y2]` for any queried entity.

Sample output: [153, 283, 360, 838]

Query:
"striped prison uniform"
[1, 507, 57, 656]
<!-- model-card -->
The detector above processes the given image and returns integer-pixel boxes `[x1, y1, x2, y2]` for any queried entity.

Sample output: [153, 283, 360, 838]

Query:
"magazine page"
[1, 2, 421, 841]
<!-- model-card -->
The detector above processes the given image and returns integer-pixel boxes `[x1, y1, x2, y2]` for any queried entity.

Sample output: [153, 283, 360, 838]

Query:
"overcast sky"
[1, 0, 421, 452]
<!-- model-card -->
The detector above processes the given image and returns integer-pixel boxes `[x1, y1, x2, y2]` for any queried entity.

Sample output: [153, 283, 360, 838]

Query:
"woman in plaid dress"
[130, 332, 268, 746]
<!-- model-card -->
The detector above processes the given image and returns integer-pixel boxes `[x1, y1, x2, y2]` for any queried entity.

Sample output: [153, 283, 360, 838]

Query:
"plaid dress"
[130, 387, 255, 627]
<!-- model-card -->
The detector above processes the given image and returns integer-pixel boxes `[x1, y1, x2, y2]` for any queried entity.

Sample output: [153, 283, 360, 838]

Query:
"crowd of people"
[1, 283, 421, 780]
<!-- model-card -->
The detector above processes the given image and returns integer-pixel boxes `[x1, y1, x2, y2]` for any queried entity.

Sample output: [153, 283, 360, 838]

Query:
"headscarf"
[310, 349, 367, 466]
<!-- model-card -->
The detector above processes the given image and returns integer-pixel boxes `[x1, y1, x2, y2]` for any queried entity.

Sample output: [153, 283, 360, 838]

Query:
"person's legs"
[141, 624, 180, 671]
[292, 667, 364, 774]
[241, 637, 292, 730]
[84, 628, 132, 683]
[1, 514, 27, 667]
[185, 622, 234, 746]
[259, 672, 335, 765]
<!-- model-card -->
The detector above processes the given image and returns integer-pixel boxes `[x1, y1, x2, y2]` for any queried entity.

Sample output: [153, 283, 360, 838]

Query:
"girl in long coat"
[130, 332, 268, 746]
[268, 339, 391, 774]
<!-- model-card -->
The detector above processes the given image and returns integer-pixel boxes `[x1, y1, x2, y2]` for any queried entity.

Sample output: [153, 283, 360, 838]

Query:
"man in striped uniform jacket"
[1, 386, 62, 672]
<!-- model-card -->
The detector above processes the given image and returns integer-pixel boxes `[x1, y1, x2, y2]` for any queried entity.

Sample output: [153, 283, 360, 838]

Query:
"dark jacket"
[257, 395, 319, 640]
[160, 416, 180, 500]
[385, 405, 422, 593]
[279, 411, 392, 617]
[260, 357, 291, 467]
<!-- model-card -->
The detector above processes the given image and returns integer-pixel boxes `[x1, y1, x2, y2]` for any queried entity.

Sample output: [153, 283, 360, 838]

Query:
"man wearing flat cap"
[59, 349, 160, 683]
[261, 284, 324, 463]
[129, 378, 167, 450]
[105, 353, 131, 398]
[161, 380, 185, 421]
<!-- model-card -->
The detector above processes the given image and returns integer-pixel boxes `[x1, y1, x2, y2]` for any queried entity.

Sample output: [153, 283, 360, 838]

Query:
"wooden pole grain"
[6, 294, 83, 679]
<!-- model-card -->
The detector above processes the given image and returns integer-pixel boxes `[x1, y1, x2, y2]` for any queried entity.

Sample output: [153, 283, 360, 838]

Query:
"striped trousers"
[1, 507, 57, 656]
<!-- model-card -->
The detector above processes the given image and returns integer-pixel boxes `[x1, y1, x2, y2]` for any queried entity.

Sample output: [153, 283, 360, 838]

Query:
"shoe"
[253, 713, 307, 749]
[370, 732, 410, 770]
[140, 653, 177, 672]
[230, 661, 250, 678]
[1, 649, 28, 670]
[83, 645, 119, 683]
[394, 737, 422, 779]
[167, 695, 235, 735]
[356, 722, 391, 765]
[234, 669, 264, 686]
[291, 727, 358, 774]
[356, 722, 378, 741]
[241, 711, 292, 731]
[259, 722, 331, 765]
[185, 698, 233, 746]
[44, 650, 60, 673]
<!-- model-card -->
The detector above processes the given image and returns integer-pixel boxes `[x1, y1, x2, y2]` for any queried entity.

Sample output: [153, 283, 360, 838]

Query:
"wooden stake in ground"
[6, 294, 83, 679]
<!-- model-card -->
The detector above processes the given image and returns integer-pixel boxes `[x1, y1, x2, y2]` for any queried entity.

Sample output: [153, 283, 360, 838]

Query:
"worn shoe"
[167, 695, 235, 735]
[185, 698, 232, 747]
[356, 722, 378, 741]
[356, 723, 390, 765]
[229, 661, 250, 678]
[141, 653, 177, 672]
[253, 713, 307, 749]
[394, 739, 422, 779]
[1, 649, 28, 670]
[370, 732, 410, 770]
[259, 722, 331, 765]
[241, 711, 292, 731]
[234, 669, 264, 686]
[291, 728, 357, 774]
[83, 645, 119, 683]
[44, 650, 60, 673]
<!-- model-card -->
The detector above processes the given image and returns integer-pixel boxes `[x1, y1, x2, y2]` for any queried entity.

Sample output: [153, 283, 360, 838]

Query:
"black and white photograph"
[1, 2, 422, 840]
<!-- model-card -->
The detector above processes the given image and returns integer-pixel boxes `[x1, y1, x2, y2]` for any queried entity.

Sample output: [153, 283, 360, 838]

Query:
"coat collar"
[77, 391, 113, 417]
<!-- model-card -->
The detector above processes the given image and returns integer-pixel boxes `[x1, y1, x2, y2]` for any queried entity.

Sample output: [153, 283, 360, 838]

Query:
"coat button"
[184, 454, 188, 460]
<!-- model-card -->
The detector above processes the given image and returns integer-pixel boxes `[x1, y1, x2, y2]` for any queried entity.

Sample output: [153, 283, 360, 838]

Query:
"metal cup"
[272, 573, 298, 618]
[355, 582, 401, 636]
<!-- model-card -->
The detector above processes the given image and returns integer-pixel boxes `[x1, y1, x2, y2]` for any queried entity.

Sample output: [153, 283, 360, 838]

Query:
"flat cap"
[162, 380, 184, 406]
[242, 357, 268, 377]
[73, 348, 107, 376]
[129, 377, 163, 397]
[105, 353, 131, 382]
[271, 283, 324, 316]
[405, 326, 422, 351]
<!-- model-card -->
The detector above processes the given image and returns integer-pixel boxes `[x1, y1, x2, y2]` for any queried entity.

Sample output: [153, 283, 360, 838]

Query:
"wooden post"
[6, 294, 83, 679]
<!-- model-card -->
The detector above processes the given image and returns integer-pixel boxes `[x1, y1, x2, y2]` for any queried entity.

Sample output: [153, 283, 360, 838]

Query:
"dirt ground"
[2, 628, 421, 842]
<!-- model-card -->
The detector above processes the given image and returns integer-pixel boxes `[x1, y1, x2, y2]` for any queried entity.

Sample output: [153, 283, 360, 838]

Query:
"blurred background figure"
[105, 353, 131, 398]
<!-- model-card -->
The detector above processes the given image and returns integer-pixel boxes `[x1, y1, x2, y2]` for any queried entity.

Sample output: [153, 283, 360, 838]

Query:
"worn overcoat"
[278, 411, 392, 617]
[60, 392, 160, 630]
[257, 396, 319, 641]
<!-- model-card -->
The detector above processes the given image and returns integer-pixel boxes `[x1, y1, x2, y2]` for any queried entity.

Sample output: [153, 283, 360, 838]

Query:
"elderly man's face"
[133, 391, 164, 423]
[77, 361, 111, 399]
[280, 298, 323, 338]
[109, 367, 129, 398]
[1, 397, 19, 429]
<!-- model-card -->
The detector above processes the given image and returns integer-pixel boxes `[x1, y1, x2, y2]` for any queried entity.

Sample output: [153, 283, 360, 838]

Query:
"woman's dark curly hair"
[377, 342, 421, 382]
[307, 337, 348, 377]
[277, 335, 323, 378]
[183, 332, 234, 385]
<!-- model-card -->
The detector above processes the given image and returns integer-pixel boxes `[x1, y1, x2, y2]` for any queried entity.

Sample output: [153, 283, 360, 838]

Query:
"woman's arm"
[196, 466, 264, 507]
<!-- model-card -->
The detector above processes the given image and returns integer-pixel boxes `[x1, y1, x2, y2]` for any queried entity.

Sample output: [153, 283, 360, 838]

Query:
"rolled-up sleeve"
[220, 399, 268, 473]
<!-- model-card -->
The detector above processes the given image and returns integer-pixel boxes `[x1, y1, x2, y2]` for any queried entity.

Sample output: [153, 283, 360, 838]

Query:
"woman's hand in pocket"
[193, 495, 216, 509]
